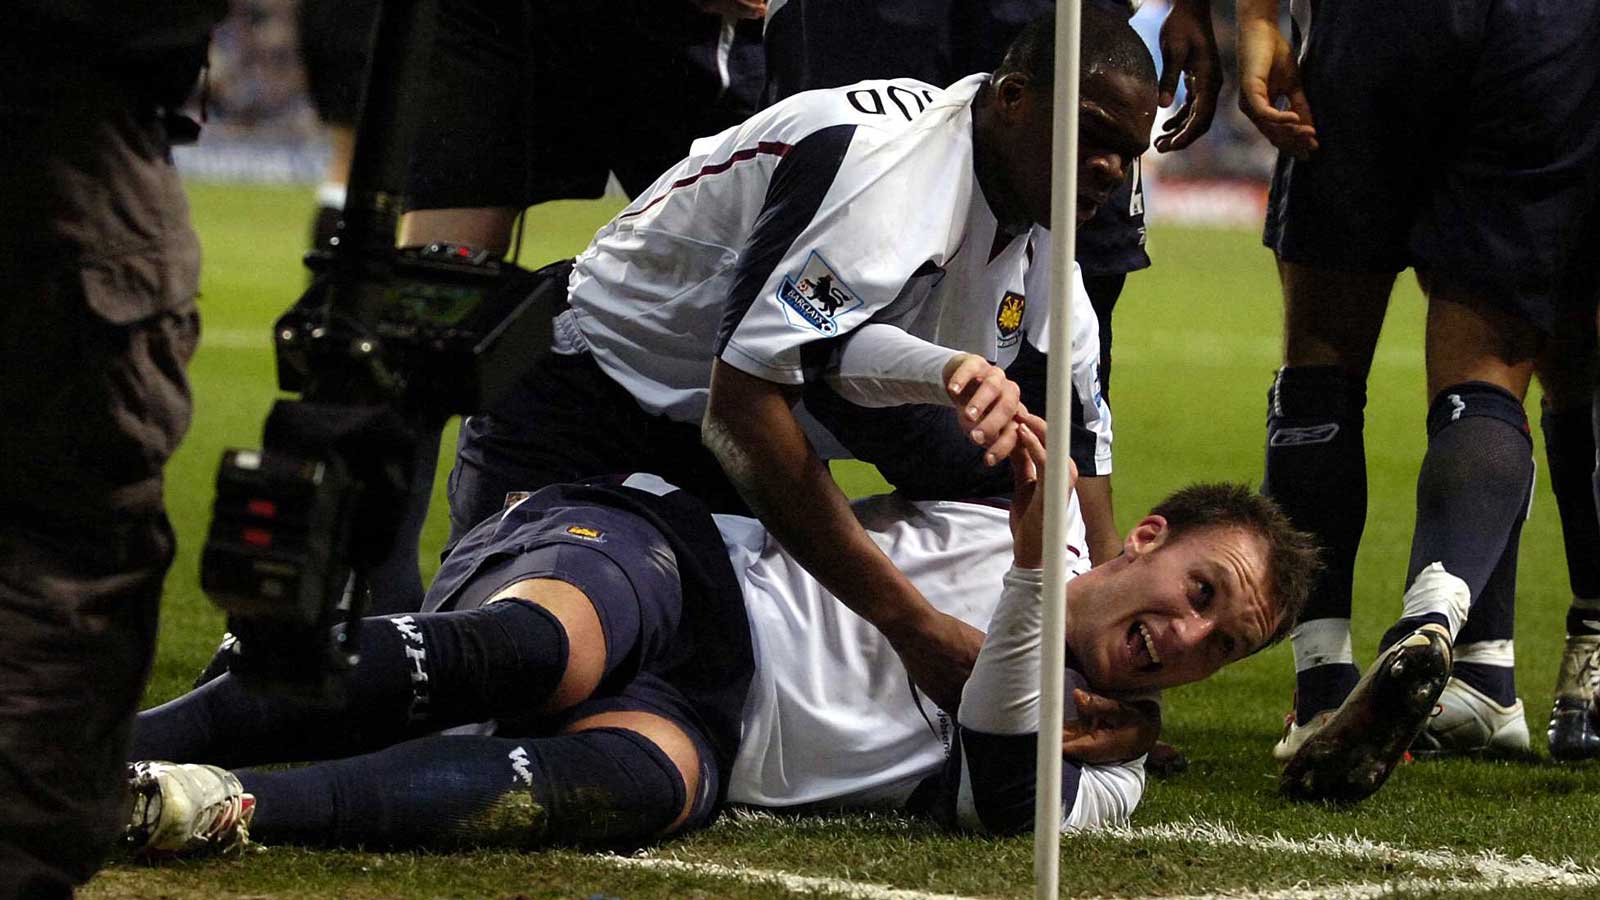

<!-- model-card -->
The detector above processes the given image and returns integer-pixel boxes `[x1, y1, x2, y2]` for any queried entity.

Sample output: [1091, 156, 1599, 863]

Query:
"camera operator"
[356, 0, 765, 612]
[0, 3, 224, 897]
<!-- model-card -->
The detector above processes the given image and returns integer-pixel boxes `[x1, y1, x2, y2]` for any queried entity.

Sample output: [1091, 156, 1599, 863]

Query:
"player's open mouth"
[1127, 620, 1162, 672]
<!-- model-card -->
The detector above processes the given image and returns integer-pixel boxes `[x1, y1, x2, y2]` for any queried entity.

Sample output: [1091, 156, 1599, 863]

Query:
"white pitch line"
[1135, 876, 1599, 900]
[1112, 819, 1600, 889]
[601, 856, 966, 900]
[607, 811, 1600, 900]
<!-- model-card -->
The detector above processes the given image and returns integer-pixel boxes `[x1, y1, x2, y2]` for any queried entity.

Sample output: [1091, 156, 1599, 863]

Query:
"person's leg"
[1286, 288, 1542, 799]
[444, 350, 652, 548]
[1534, 330, 1600, 758]
[1264, 262, 1395, 729]
[0, 56, 202, 895]
[235, 710, 707, 849]
[133, 581, 606, 768]
[1375, 289, 1539, 652]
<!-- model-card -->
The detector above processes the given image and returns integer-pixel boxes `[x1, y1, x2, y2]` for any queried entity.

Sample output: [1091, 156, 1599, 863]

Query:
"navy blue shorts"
[422, 480, 754, 820]
[406, 1, 764, 209]
[1263, 0, 1600, 333]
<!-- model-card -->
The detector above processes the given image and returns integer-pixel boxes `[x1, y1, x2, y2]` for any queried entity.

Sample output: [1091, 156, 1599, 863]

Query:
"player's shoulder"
[759, 75, 974, 142]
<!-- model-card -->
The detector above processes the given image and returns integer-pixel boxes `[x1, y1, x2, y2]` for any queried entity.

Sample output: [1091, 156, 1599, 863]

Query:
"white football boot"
[1412, 678, 1529, 757]
[125, 761, 256, 856]
[1272, 709, 1334, 763]
[1548, 634, 1600, 761]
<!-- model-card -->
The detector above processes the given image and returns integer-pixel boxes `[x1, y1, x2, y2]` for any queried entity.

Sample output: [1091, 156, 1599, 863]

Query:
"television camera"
[197, 0, 561, 697]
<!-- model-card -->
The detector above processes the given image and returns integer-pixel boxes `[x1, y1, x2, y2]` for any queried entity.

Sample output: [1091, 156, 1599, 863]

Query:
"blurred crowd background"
[180, 0, 1277, 226]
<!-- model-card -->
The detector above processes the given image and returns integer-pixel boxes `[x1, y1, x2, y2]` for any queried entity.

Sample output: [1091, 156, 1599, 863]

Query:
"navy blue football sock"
[238, 728, 694, 849]
[132, 601, 570, 768]
[1379, 383, 1533, 654]
[1450, 490, 1528, 707]
[1264, 366, 1368, 621]
[1295, 664, 1361, 724]
[1453, 661, 1518, 707]
[1263, 366, 1366, 718]
[1541, 402, 1600, 636]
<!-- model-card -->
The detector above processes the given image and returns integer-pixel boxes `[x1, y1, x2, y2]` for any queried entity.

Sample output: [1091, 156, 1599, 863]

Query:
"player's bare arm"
[1153, 0, 1223, 152]
[1075, 475, 1122, 566]
[705, 360, 983, 713]
[1235, 0, 1318, 158]
[690, 0, 766, 19]
[396, 207, 520, 254]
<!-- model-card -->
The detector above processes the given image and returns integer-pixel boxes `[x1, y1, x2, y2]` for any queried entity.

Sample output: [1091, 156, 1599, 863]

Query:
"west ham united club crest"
[777, 251, 863, 335]
[996, 291, 1025, 349]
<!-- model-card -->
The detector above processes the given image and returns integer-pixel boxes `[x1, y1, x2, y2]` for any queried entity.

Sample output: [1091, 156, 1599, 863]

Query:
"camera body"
[199, 245, 566, 696]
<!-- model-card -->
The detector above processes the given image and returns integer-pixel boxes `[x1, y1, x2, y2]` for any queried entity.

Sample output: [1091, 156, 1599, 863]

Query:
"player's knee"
[371, 600, 572, 723]
[516, 717, 706, 847]
[489, 580, 608, 712]
[1421, 382, 1533, 495]
[1266, 365, 1366, 424]
[565, 711, 704, 835]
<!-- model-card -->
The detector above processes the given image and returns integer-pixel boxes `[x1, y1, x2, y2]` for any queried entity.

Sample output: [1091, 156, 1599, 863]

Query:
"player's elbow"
[1062, 759, 1146, 832]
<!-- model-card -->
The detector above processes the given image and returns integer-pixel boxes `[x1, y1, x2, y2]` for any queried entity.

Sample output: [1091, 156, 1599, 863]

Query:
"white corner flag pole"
[1034, 3, 1082, 899]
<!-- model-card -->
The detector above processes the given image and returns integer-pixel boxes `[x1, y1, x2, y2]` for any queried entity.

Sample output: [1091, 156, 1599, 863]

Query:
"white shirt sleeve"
[719, 111, 974, 385]
[822, 323, 957, 407]
[954, 565, 1144, 833]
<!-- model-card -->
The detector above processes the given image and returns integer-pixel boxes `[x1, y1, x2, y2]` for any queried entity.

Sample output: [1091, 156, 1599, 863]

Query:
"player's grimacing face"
[1007, 68, 1155, 228]
[1066, 525, 1279, 693]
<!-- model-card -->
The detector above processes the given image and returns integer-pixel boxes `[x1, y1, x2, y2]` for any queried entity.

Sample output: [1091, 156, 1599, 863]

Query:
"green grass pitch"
[89, 183, 1600, 899]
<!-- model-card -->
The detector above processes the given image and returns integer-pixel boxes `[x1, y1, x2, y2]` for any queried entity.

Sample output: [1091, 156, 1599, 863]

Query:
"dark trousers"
[446, 351, 748, 549]
[0, 56, 200, 899]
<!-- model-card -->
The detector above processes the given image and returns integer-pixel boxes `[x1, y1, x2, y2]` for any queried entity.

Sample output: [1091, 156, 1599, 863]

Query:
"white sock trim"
[1454, 639, 1514, 667]
[1290, 618, 1354, 673]
[1401, 562, 1470, 639]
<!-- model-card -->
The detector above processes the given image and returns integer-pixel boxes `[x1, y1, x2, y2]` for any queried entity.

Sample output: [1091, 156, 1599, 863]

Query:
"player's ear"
[1123, 515, 1169, 559]
[994, 72, 1032, 117]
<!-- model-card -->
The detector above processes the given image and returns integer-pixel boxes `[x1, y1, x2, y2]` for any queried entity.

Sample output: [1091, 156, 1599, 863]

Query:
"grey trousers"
[0, 55, 201, 899]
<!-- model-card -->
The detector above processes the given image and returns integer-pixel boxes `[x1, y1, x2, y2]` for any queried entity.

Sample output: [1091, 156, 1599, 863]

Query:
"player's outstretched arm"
[705, 360, 984, 713]
[1154, 0, 1224, 153]
[1236, 0, 1318, 158]
[944, 424, 1145, 833]
[824, 322, 1024, 465]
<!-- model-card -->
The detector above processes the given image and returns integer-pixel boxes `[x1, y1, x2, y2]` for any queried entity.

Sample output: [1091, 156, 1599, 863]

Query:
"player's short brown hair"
[1149, 483, 1321, 650]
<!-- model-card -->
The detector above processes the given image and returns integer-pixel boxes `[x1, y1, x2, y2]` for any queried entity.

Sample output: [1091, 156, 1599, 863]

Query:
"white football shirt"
[719, 492, 1091, 809]
[567, 74, 1055, 426]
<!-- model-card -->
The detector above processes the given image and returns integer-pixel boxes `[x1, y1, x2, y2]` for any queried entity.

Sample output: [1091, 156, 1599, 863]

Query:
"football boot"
[1280, 623, 1452, 804]
[1548, 634, 1600, 761]
[1412, 678, 1529, 758]
[125, 761, 256, 856]
[1272, 708, 1334, 763]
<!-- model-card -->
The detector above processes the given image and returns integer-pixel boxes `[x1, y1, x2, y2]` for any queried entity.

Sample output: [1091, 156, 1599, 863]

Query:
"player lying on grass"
[123, 418, 1315, 854]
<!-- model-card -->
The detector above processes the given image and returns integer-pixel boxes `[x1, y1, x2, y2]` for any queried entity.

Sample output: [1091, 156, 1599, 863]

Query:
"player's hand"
[1153, 0, 1223, 153]
[1236, 15, 1318, 159]
[1061, 689, 1162, 764]
[691, 0, 767, 19]
[943, 353, 1024, 466]
[1008, 411, 1075, 570]
[889, 609, 986, 714]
